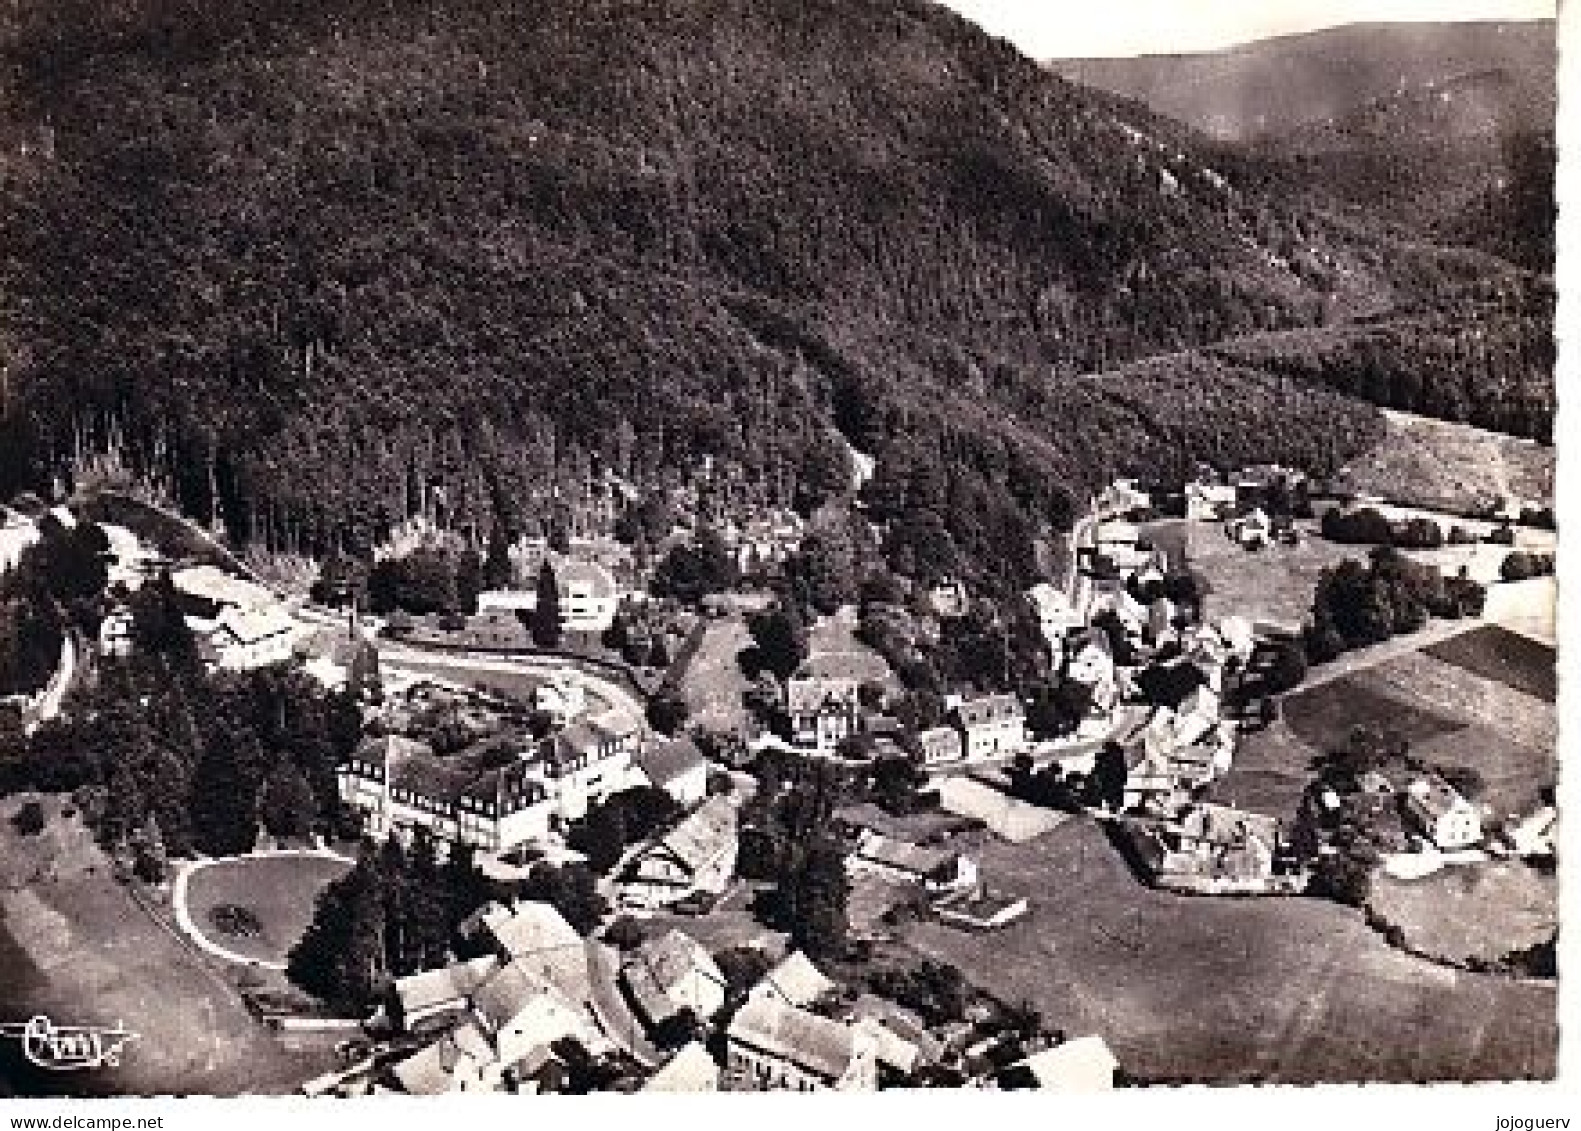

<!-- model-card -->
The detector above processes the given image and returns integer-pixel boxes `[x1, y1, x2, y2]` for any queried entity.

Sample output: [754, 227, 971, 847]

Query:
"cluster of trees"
[1320, 507, 1448, 549]
[1213, 281, 1556, 442]
[738, 751, 849, 959]
[563, 786, 684, 873]
[3, 0, 1490, 593]
[1500, 551, 1556, 582]
[1006, 745, 1128, 813]
[1, 591, 364, 875]
[0, 514, 113, 696]
[365, 548, 483, 617]
[289, 834, 608, 1013]
[1305, 547, 1485, 663]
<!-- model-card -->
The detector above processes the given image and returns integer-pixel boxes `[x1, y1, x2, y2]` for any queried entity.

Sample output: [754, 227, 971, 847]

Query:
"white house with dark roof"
[950, 693, 1027, 761]
[337, 709, 642, 852]
[786, 676, 862, 753]
[1403, 775, 1482, 850]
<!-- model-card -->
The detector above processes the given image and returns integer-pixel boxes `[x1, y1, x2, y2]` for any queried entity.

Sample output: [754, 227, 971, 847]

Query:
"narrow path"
[171, 848, 356, 972]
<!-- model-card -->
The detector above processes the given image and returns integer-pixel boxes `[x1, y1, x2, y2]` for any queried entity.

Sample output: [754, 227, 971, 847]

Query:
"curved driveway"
[171, 848, 356, 971]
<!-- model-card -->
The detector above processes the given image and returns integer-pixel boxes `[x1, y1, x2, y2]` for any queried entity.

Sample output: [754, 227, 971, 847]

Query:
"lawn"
[0, 798, 326, 1096]
[182, 855, 353, 967]
[902, 819, 1556, 1083]
[1367, 862, 1556, 969]
[1423, 625, 1556, 704]
[1281, 675, 1465, 753]
[1184, 520, 1353, 627]
[804, 604, 895, 686]
[680, 616, 754, 733]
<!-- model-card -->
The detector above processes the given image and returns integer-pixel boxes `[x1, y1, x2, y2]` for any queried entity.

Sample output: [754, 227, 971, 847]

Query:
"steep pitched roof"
[851, 830, 957, 879]
[483, 901, 581, 956]
[646, 795, 737, 874]
[1013, 1036, 1119, 1091]
[787, 676, 861, 716]
[642, 1042, 720, 1093]
[751, 950, 836, 1008]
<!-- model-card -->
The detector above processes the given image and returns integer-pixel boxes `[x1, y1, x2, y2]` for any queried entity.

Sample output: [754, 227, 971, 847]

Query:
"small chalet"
[620, 795, 739, 909]
[786, 676, 862, 753]
[1403, 775, 1482, 850]
[950, 694, 1027, 761]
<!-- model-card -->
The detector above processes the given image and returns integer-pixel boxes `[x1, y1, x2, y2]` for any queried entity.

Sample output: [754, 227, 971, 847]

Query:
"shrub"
[11, 800, 46, 837]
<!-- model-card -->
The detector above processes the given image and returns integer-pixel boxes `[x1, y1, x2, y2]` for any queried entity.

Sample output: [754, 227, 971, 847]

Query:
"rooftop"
[644, 795, 737, 873]
[728, 995, 859, 1083]
[751, 949, 837, 1009]
[634, 737, 707, 788]
[954, 693, 1022, 728]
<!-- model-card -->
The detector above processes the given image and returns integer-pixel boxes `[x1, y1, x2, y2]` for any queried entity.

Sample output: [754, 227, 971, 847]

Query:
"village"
[0, 448, 1559, 1093]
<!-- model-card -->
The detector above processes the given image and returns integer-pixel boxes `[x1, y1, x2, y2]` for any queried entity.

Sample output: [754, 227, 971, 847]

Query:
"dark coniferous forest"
[0, 0, 1553, 580]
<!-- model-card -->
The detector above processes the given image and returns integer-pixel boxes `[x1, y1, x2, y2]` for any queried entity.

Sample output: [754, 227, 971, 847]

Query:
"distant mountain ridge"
[0, 0, 1549, 582]
[1051, 19, 1553, 143]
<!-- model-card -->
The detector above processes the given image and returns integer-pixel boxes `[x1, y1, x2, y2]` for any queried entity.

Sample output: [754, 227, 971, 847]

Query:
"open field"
[1335, 409, 1554, 517]
[902, 819, 1556, 1083]
[1281, 673, 1465, 750]
[1423, 625, 1556, 704]
[1367, 863, 1556, 968]
[0, 797, 323, 1096]
[182, 855, 353, 967]
[1216, 630, 1556, 821]
[1185, 519, 1352, 626]
[680, 616, 754, 733]
[1366, 651, 1556, 758]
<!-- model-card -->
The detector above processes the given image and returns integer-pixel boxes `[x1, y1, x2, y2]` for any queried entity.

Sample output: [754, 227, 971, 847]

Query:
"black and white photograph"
[0, 0, 1563, 1106]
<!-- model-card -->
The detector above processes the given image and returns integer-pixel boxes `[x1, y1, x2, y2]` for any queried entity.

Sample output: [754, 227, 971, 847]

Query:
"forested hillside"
[0, 0, 1545, 573]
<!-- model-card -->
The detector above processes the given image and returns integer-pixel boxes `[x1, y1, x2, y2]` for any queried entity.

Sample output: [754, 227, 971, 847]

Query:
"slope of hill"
[1053, 20, 1555, 274]
[1051, 20, 1553, 142]
[0, 0, 1540, 583]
